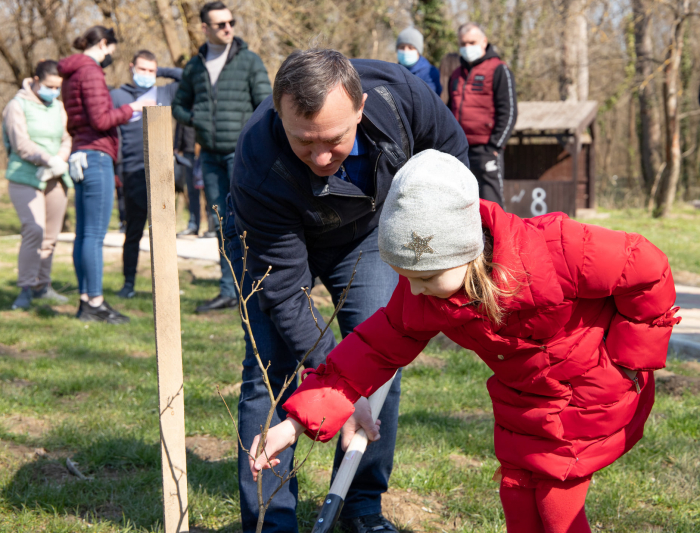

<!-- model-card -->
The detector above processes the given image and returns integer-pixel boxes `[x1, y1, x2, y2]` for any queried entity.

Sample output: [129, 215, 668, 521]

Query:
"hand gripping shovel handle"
[311, 372, 397, 533]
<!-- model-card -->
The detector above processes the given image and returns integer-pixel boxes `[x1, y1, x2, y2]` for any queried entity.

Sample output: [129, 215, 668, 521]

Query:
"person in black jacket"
[110, 50, 181, 299]
[227, 49, 470, 533]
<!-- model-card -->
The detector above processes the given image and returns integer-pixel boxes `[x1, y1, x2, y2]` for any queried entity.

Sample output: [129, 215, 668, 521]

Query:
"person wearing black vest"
[226, 49, 469, 533]
[172, 1, 272, 313]
[110, 50, 182, 299]
[448, 22, 517, 207]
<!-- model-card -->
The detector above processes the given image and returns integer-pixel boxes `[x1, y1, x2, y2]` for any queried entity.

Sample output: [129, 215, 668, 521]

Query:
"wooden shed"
[503, 101, 598, 218]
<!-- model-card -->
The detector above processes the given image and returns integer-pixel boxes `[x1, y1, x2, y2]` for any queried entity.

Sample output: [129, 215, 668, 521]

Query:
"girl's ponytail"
[464, 230, 522, 325]
[72, 36, 89, 51]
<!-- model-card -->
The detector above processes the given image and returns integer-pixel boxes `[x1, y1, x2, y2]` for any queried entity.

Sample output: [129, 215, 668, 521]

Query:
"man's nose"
[310, 149, 333, 167]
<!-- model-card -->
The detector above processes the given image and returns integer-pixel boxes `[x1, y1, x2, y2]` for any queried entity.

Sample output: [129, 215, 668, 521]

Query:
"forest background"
[0, 0, 699, 213]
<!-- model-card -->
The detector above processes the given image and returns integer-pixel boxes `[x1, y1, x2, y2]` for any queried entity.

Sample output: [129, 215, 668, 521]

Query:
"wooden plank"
[514, 101, 598, 132]
[144, 106, 189, 533]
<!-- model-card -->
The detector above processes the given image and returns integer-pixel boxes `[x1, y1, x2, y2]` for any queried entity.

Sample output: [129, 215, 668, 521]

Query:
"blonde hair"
[463, 230, 520, 325]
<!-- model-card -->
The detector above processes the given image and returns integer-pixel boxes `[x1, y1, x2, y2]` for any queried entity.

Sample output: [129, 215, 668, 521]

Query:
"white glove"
[48, 155, 69, 178]
[35, 166, 54, 182]
[68, 152, 89, 182]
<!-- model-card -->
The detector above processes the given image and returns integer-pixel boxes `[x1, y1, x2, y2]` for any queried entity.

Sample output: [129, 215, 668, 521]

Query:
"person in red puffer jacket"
[250, 150, 681, 533]
[58, 26, 154, 324]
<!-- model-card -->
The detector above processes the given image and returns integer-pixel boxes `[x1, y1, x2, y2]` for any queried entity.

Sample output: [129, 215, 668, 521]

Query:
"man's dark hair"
[73, 26, 118, 51]
[200, 1, 228, 24]
[132, 50, 157, 65]
[35, 60, 59, 81]
[273, 49, 363, 118]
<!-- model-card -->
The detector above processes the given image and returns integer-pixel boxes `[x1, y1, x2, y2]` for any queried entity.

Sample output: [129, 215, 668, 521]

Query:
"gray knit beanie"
[396, 27, 424, 55]
[379, 150, 483, 271]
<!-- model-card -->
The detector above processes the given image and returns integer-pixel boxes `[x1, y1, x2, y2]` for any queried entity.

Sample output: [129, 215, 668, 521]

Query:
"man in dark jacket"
[227, 49, 469, 533]
[172, 1, 271, 313]
[110, 50, 182, 299]
[449, 22, 517, 207]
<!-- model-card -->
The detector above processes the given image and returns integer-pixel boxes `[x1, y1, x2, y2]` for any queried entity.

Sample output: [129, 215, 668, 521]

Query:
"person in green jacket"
[2, 60, 72, 310]
[172, 1, 272, 314]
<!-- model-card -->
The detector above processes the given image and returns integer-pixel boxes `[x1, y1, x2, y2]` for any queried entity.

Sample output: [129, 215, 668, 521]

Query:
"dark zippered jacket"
[171, 37, 271, 155]
[229, 59, 470, 368]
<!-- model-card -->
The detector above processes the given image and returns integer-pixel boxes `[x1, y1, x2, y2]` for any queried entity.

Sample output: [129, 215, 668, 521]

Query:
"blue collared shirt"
[334, 129, 373, 196]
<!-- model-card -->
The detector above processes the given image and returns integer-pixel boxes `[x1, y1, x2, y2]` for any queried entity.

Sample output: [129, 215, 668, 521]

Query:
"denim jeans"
[234, 226, 401, 533]
[73, 150, 115, 297]
[200, 151, 237, 299]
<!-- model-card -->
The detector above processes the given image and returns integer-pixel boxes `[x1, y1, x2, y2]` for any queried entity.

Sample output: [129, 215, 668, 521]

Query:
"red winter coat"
[284, 201, 681, 481]
[58, 54, 133, 162]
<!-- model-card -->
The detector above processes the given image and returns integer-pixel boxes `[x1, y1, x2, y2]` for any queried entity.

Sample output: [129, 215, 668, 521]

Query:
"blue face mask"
[397, 49, 420, 68]
[133, 72, 156, 89]
[37, 85, 60, 103]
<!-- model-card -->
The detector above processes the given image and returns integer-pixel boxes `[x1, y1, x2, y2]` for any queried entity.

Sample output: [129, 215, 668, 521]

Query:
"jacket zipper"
[458, 68, 472, 126]
[632, 375, 641, 394]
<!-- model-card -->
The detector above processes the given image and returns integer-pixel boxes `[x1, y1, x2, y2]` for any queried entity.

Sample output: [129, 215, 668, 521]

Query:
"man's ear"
[129, 63, 134, 70]
[356, 93, 368, 123]
[201, 22, 208, 34]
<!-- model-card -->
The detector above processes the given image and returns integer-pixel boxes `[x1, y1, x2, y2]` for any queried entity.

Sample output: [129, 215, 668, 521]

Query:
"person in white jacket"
[2, 60, 72, 310]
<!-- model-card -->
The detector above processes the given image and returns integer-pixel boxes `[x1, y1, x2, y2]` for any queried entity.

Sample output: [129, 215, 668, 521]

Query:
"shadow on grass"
[2, 436, 242, 532]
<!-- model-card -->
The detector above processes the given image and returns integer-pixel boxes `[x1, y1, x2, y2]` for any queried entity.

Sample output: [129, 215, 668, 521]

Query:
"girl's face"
[391, 263, 470, 299]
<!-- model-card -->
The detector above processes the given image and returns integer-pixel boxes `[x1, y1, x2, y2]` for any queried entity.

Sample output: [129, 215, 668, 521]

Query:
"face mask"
[133, 72, 156, 89]
[460, 45, 484, 64]
[37, 85, 60, 103]
[100, 54, 114, 69]
[397, 49, 420, 68]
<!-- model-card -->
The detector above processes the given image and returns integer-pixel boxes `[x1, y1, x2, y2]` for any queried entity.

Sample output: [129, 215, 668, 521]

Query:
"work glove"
[68, 152, 89, 183]
[48, 155, 69, 177]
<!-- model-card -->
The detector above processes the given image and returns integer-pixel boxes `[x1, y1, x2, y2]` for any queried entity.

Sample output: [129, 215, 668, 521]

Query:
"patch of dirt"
[408, 353, 447, 370]
[655, 369, 700, 396]
[183, 257, 222, 281]
[93, 502, 124, 522]
[0, 440, 42, 461]
[2, 378, 34, 388]
[128, 350, 153, 359]
[33, 460, 71, 485]
[219, 382, 242, 397]
[673, 270, 700, 287]
[448, 453, 483, 469]
[679, 361, 700, 376]
[0, 343, 54, 360]
[0, 414, 50, 438]
[310, 284, 334, 308]
[382, 488, 446, 532]
[186, 435, 234, 462]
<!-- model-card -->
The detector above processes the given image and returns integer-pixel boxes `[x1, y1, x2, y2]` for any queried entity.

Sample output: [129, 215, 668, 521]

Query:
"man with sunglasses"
[173, 1, 271, 313]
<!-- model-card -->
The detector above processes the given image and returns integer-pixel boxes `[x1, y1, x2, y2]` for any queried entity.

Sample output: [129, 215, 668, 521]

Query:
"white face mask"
[460, 45, 484, 63]
[397, 49, 420, 68]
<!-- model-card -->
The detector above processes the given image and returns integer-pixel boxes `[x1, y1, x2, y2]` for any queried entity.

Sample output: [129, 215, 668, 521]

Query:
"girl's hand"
[129, 100, 156, 112]
[248, 418, 305, 481]
[340, 397, 381, 451]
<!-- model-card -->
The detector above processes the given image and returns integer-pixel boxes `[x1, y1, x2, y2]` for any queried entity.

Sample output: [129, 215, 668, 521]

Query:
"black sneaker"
[77, 300, 130, 324]
[177, 226, 199, 237]
[340, 514, 398, 533]
[116, 283, 136, 299]
[200, 230, 217, 239]
[195, 294, 238, 313]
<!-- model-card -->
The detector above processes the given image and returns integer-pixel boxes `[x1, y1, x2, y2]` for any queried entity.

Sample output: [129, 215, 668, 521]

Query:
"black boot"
[77, 300, 130, 324]
[195, 294, 238, 313]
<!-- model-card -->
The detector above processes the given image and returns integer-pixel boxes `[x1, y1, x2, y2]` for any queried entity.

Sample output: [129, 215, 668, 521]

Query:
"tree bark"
[178, 0, 205, 58]
[35, 0, 73, 57]
[632, 0, 663, 193]
[655, 0, 689, 217]
[560, 0, 588, 101]
[154, 0, 185, 67]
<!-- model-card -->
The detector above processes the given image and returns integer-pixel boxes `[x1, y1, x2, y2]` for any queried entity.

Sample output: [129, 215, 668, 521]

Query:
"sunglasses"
[209, 19, 235, 30]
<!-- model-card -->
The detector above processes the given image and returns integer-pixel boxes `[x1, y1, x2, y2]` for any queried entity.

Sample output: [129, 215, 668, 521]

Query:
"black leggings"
[122, 169, 148, 285]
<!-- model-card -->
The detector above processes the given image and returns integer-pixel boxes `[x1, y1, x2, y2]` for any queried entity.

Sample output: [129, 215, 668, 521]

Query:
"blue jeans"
[73, 150, 115, 297]
[234, 226, 401, 532]
[200, 151, 237, 299]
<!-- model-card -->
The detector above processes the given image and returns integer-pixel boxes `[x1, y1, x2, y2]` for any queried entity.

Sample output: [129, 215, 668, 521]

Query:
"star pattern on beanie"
[405, 231, 436, 262]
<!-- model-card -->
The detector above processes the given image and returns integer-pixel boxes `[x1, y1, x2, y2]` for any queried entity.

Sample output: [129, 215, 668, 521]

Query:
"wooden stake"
[144, 106, 189, 533]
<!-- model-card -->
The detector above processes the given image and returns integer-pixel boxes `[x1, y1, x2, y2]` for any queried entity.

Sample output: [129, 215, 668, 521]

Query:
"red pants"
[498, 468, 592, 533]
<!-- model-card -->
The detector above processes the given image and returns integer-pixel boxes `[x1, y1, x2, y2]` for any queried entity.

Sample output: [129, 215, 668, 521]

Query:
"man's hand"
[340, 396, 381, 451]
[248, 418, 305, 481]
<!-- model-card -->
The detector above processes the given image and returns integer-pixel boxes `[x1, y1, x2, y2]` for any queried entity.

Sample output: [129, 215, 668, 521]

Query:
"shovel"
[311, 372, 397, 533]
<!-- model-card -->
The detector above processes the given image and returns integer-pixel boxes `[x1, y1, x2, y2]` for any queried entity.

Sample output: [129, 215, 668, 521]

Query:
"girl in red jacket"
[250, 150, 680, 532]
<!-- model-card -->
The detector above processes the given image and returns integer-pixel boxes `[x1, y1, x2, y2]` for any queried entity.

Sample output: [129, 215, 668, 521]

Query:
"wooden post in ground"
[144, 106, 189, 533]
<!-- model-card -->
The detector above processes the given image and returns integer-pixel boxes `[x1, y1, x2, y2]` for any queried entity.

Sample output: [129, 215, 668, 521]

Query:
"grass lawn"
[0, 182, 699, 532]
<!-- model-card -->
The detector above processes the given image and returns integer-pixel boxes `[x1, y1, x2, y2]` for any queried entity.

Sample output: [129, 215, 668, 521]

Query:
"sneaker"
[116, 283, 136, 299]
[200, 230, 217, 239]
[195, 294, 238, 313]
[77, 300, 130, 324]
[177, 225, 199, 237]
[119, 221, 127, 234]
[11, 288, 33, 310]
[32, 284, 69, 304]
[340, 514, 398, 533]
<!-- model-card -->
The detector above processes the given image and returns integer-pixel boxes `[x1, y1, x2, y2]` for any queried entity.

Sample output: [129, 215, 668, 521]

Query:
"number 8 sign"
[531, 187, 547, 216]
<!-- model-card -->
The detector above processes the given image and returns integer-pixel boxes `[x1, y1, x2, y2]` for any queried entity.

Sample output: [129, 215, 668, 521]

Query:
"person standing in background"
[448, 22, 517, 207]
[395, 27, 442, 95]
[174, 123, 200, 237]
[2, 60, 72, 310]
[172, 1, 272, 314]
[110, 50, 182, 299]
[58, 26, 154, 324]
